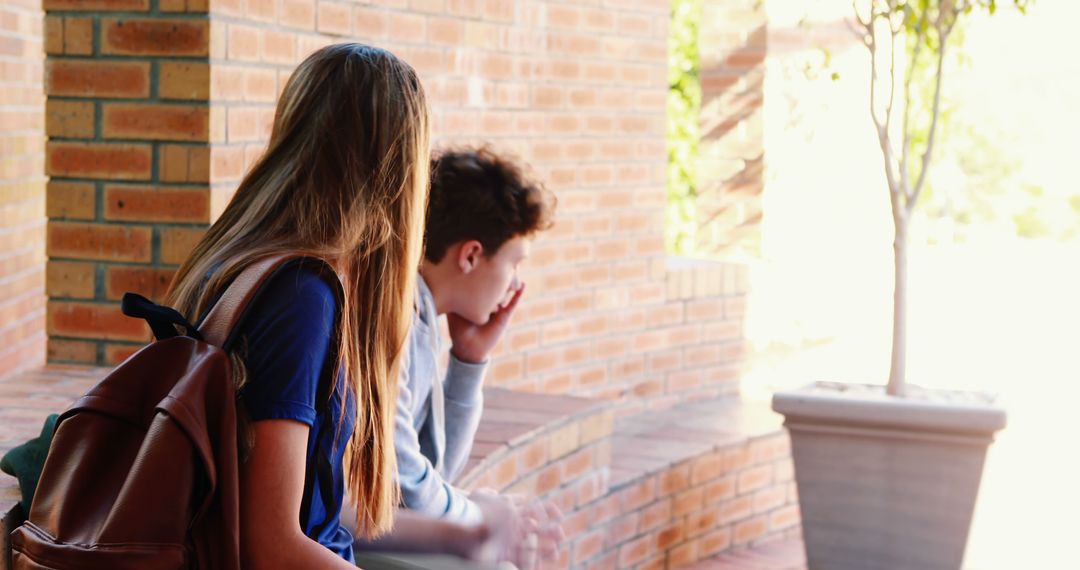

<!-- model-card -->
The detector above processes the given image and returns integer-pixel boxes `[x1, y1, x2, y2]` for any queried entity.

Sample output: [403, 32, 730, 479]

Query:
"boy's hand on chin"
[448, 283, 525, 364]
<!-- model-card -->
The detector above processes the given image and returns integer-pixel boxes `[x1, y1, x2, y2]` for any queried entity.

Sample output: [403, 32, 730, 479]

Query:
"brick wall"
[43, 0, 210, 365]
[0, 0, 47, 378]
[40, 0, 750, 412]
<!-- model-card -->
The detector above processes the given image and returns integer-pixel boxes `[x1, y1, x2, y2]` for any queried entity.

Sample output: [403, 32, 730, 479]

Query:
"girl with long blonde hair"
[166, 43, 428, 567]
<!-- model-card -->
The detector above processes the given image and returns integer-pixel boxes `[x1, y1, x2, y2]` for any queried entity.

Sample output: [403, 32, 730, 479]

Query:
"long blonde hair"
[166, 44, 429, 538]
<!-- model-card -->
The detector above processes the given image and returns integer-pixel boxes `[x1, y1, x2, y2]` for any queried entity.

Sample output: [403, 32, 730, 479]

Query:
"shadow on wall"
[696, 17, 766, 259]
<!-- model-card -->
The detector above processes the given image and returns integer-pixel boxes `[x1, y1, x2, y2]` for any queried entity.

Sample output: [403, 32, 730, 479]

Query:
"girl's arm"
[240, 419, 358, 570]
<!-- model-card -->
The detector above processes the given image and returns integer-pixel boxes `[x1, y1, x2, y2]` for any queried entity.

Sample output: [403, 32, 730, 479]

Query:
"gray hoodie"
[394, 275, 486, 523]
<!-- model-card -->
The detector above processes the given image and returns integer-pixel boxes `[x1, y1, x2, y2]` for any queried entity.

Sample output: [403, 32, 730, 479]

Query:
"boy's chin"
[456, 311, 491, 326]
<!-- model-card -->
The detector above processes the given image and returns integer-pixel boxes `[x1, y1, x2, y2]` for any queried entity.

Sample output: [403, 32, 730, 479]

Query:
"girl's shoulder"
[241, 258, 342, 341]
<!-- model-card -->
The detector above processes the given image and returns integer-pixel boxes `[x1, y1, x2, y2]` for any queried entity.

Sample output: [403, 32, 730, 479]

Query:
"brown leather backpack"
[10, 255, 337, 570]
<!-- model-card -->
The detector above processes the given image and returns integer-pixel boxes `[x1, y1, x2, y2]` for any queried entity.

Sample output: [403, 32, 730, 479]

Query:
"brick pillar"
[44, 0, 210, 365]
[0, 0, 48, 376]
[697, 0, 766, 257]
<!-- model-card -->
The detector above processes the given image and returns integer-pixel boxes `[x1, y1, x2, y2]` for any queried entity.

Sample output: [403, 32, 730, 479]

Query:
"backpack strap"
[197, 254, 345, 540]
[198, 253, 298, 350]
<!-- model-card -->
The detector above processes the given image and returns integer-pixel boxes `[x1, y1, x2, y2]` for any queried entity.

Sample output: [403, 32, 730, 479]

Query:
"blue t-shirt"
[228, 262, 356, 562]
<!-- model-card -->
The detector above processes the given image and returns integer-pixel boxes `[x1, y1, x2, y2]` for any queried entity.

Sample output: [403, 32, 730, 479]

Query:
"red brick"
[561, 447, 594, 481]
[546, 4, 580, 29]
[737, 464, 772, 494]
[46, 99, 94, 138]
[159, 0, 209, 11]
[101, 18, 209, 56]
[753, 486, 785, 514]
[244, 0, 275, 22]
[637, 555, 665, 570]
[159, 62, 209, 100]
[691, 451, 724, 485]
[352, 6, 389, 38]
[658, 464, 691, 497]
[699, 527, 732, 557]
[620, 477, 657, 512]
[518, 438, 548, 472]
[44, 0, 148, 10]
[46, 181, 95, 220]
[705, 475, 736, 504]
[44, 16, 63, 54]
[428, 16, 463, 45]
[226, 106, 259, 141]
[261, 29, 296, 64]
[281, 0, 315, 29]
[638, 498, 671, 532]
[46, 60, 151, 99]
[47, 142, 152, 180]
[104, 265, 175, 301]
[575, 471, 607, 505]
[655, 521, 684, 550]
[536, 463, 561, 495]
[718, 496, 753, 526]
[609, 511, 639, 545]
[548, 422, 580, 460]
[734, 515, 768, 545]
[48, 301, 149, 341]
[489, 455, 518, 490]
[102, 104, 209, 142]
[46, 261, 95, 299]
[769, 504, 800, 531]
[159, 144, 210, 183]
[48, 222, 151, 263]
[580, 409, 613, 444]
[46, 16, 93, 55]
[581, 8, 615, 32]
[669, 539, 699, 566]
[226, 24, 259, 61]
[47, 338, 97, 363]
[159, 225, 204, 263]
[585, 551, 616, 570]
[562, 510, 589, 538]
[673, 486, 704, 517]
[686, 508, 719, 538]
[317, 2, 351, 36]
[104, 185, 209, 223]
[590, 494, 622, 526]
[572, 529, 604, 565]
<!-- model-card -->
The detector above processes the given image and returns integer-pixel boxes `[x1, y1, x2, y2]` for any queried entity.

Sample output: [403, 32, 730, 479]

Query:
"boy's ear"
[457, 240, 484, 274]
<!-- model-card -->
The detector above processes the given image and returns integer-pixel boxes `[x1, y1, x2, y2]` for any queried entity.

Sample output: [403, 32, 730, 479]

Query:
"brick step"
[460, 392, 800, 570]
[0, 366, 107, 506]
[568, 398, 799, 569]
[680, 538, 805, 570]
[457, 387, 613, 495]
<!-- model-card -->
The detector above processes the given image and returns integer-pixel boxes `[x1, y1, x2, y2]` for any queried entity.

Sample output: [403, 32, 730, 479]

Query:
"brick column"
[44, 0, 210, 365]
[0, 0, 47, 376]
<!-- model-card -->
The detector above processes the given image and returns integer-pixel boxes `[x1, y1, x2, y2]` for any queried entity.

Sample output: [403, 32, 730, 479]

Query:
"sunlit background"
[707, 1, 1080, 567]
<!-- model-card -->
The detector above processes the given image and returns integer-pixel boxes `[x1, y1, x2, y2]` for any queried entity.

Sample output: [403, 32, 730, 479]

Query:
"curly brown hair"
[424, 146, 556, 263]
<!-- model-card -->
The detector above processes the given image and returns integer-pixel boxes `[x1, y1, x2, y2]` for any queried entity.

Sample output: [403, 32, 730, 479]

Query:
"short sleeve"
[236, 264, 338, 427]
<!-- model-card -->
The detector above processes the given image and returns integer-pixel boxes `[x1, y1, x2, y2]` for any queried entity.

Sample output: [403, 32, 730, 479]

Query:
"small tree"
[852, 0, 1028, 396]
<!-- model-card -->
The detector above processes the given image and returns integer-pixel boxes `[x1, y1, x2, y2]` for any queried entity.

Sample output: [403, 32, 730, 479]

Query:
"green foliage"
[902, 1, 1080, 241]
[858, 0, 1030, 214]
[666, 0, 702, 255]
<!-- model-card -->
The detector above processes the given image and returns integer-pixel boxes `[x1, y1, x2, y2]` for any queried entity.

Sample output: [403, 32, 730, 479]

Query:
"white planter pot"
[772, 382, 1006, 570]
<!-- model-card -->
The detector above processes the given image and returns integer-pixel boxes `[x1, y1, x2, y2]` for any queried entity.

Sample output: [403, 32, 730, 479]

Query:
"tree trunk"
[887, 216, 908, 396]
